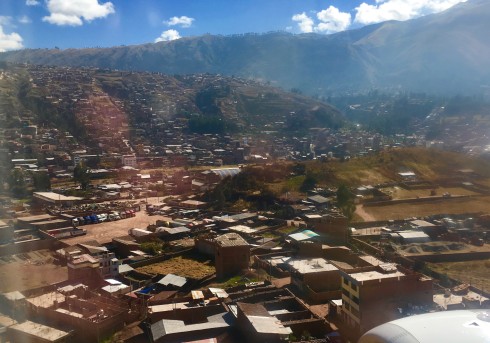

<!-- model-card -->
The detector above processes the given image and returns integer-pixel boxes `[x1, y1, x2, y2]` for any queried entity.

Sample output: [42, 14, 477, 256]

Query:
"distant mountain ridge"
[2, 0, 490, 95]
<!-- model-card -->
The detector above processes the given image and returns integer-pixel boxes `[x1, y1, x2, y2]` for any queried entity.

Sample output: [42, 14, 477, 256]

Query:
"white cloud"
[355, 0, 467, 25]
[26, 0, 40, 6]
[292, 12, 314, 33]
[164, 16, 194, 28]
[0, 16, 13, 26]
[316, 6, 352, 33]
[42, 0, 115, 26]
[18, 15, 32, 24]
[293, 6, 351, 34]
[0, 25, 23, 52]
[155, 29, 181, 43]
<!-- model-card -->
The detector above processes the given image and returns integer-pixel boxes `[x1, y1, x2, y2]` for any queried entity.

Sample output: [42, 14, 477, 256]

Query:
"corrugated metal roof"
[209, 288, 229, 299]
[247, 316, 292, 335]
[158, 274, 187, 287]
[155, 226, 190, 235]
[288, 229, 320, 242]
[191, 290, 204, 300]
[211, 168, 241, 179]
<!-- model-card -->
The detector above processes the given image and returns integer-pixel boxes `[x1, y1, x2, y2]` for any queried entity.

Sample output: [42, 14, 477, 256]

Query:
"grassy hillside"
[272, 147, 490, 196]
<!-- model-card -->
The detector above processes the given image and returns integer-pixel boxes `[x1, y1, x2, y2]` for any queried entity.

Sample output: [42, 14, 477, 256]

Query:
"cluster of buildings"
[2, 64, 442, 196]
[3, 181, 490, 343]
[2, 64, 490, 343]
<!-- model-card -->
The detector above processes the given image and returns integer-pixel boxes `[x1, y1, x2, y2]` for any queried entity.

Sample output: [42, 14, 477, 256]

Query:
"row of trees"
[6, 169, 51, 198]
[204, 164, 356, 220]
[4, 163, 91, 199]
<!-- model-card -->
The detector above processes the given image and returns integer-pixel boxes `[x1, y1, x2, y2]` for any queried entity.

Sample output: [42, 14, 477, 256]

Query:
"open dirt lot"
[428, 260, 490, 291]
[62, 197, 171, 245]
[356, 195, 490, 221]
[380, 186, 480, 199]
[0, 250, 67, 293]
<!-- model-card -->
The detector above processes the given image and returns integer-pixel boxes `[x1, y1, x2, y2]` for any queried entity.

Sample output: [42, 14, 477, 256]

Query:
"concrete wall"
[128, 248, 193, 268]
[0, 237, 68, 257]
[363, 194, 470, 207]
[407, 251, 490, 263]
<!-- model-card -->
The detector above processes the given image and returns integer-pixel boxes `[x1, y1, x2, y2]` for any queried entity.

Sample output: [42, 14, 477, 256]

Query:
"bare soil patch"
[358, 195, 490, 221]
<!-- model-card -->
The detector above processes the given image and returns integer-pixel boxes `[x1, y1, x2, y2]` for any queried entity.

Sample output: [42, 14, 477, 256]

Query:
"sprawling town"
[0, 61, 490, 343]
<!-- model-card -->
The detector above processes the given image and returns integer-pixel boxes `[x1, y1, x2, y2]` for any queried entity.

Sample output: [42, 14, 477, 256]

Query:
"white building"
[121, 154, 138, 168]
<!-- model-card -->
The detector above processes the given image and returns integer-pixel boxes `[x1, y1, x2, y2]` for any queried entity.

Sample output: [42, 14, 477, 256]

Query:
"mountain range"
[1, 0, 489, 96]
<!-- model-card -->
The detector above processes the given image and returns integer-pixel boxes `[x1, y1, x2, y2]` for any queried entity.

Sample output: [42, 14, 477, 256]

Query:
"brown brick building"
[214, 233, 250, 279]
[339, 263, 433, 337]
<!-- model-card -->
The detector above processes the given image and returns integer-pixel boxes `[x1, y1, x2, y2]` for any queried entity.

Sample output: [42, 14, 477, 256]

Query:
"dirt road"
[355, 204, 376, 222]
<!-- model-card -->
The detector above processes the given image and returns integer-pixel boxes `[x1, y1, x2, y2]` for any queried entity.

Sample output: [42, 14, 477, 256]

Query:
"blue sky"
[0, 0, 467, 51]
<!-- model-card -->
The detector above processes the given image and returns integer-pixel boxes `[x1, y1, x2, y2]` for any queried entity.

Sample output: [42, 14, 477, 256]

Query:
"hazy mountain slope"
[1, 32, 373, 95]
[1, 0, 489, 95]
[354, 0, 490, 92]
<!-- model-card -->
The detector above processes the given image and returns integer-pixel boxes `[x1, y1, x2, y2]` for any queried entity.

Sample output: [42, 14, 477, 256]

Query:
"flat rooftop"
[215, 233, 249, 247]
[348, 269, 405, 282]
[247, 315, 292, 335]
[16, 214, 54, 223]
[433, 291, 489, 310]
[359, 255, 384, 266]
[410, 220, 437, 227]
[228, 225, 257, 235]
[288, 258, 338, 274]
[33, 192, 83, 202]
[0, 314, 17, 329]
[9, 320, 71, 341]
[151, 312, 230, 340]
[149, 300, 212, 313]
[266, 256, 291, 267]
[27, 291, 65, 308]
[398, 231, 430, 239]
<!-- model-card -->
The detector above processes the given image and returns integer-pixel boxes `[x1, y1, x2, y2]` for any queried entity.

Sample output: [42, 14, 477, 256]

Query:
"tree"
[140, 240, 164, 255]
[8, 169, 28, 198]
[213, 187, 226, 210]
[300, 173, 317, 193]
[32, 171, 51, 192]
[336, 184, 355, 220]
[73, 163, 91, 190]
[336, 184, 352, 207]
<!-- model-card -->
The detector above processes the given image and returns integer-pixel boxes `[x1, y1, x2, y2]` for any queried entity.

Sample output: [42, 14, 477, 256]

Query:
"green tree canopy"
[32, 171, 51, 192]
[336, 184, 355, 220]
[73, 163, 91, 190]
[8, 168, 28, 198]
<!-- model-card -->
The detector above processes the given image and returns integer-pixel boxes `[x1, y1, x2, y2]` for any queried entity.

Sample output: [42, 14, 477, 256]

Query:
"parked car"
[109, 212, 121, 221]
[90, 214, 99, 223]
[97, 213, 108, 222]
[77, 217, 86, 225]
[84, 215, 93, 224]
